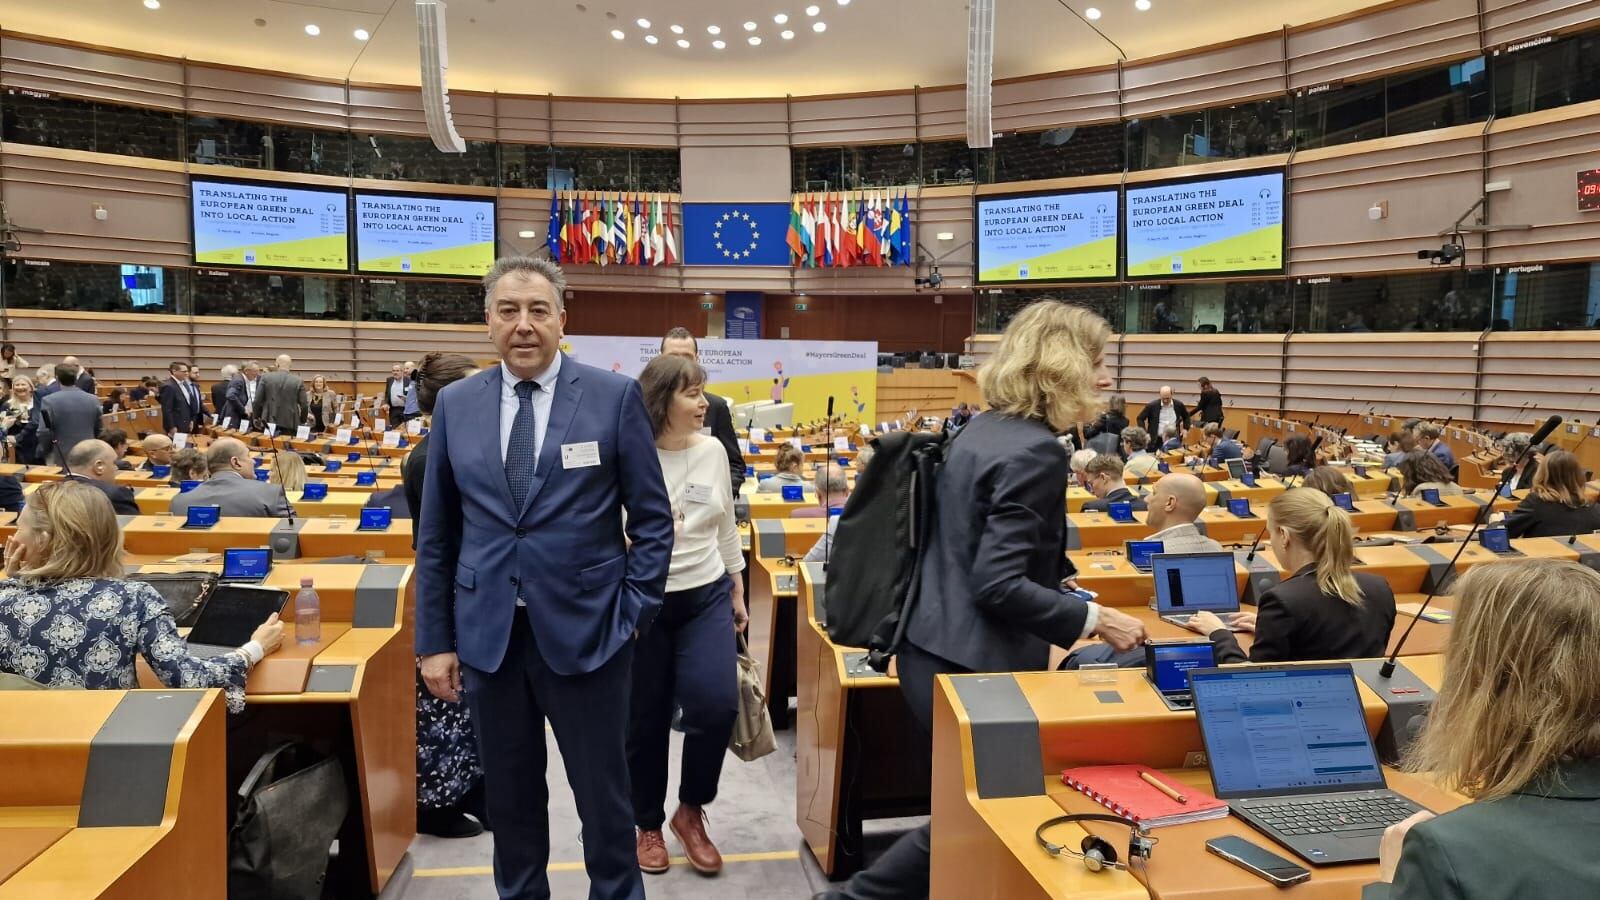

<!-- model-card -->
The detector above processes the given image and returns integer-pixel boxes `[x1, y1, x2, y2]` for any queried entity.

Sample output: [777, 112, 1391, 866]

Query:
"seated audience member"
[102, 428, 134, 471]
[757, 443, 814, 493]
[268, 450, 308, 494]
[1081, 454, 1148, 513]
[63, 439, 140, 516]
[0, 480, 282, 708]
[1366, 559, 1600, 899]
[1069, 448, 1098, 488]
[1495, 432, 1538, 492]
[1159, 425, 1182, 452]
[2, 375, 39, 464]
[803, 463, 851, 563]
[1398, 450, 1464, 498]
[138, 433, 175, 471]
[1382, 431, 1416, 469]
[102, 387, 126, 415]
[1280, 435, 1317, 477]
[169, 447, 207, 485]
[128, 375, 158, 403]
[1184, 488, 1396, 662]
[364, 484, 412, 519]
[1121, 427, 1159, 479]
[1417, 422, 1456, 469]
[1142, 473, 1222, 553]
[1503, 450, 1600, 539]
[0, 471, 21, 512]
[169, 438, 295, 518]
[1304, 465, 1355, 499]
[1202, 423, 1244, 467]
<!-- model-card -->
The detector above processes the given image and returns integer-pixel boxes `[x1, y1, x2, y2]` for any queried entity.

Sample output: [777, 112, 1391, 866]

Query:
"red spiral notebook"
[1061, 764, 1229, 829]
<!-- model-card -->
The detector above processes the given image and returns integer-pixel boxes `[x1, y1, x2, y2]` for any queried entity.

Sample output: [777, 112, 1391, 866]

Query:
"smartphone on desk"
[1205, 836, 1310, 887]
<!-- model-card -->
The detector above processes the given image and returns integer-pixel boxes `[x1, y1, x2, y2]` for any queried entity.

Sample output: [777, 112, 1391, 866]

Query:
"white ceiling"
[2, 0, 1384, 99]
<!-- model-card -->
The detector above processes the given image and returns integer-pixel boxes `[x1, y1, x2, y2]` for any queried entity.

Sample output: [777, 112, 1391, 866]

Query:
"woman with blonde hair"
[1185, 487, 1395, 662]
[757, 441, 813, 493]
[268, 450, 307, 493]
[820, 300, 1147, 900]
[1367, 559, 1600, 897]
[0, 480, 281, 710]
[1502, 449, 1600, 538]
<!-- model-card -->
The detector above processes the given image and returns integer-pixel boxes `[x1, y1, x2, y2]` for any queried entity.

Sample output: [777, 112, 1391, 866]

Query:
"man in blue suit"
[416, 256, 673, 900]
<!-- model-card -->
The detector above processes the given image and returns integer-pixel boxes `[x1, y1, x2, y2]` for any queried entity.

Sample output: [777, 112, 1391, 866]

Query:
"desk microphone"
[824, 396, 835, 572]
[1380, 414, 1562, 678]
[1243, 435, 1321, 563]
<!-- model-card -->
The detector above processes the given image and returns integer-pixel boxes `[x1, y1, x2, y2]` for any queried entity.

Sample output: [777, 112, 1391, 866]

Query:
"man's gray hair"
[484, 256, 567, 309]
[66, 438, 111, 471]
[816, 462, 850, 504]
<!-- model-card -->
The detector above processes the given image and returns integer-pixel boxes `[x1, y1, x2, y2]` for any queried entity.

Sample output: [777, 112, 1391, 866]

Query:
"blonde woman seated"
[757, 443, 814, 493]
[268, 450, 308, 493]
[1184, 488, 1396, 662]
[0, 480, 282, 711]
[1365, 559, 1600, 898]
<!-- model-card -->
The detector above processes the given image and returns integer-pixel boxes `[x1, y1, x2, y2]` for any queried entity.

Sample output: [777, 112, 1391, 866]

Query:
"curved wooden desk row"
[930, 656, 1455, 900]
[0, 513, 416, 561]
[0, 690, 226, 900]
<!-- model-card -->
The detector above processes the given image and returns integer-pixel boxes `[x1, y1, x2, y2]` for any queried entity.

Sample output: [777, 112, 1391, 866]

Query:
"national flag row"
[547, 192, 679, 266]
[785, 191, 913, 268]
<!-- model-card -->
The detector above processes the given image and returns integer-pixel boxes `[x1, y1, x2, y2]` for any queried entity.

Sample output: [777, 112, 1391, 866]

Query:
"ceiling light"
[142, 0, 160, 8]
[644, 34, 658, 43]
[812, 20, 826, 31]
[748, 35, 762, 45]
[610, 28, 625, 39]
[744, 20, 758, 30]
[837, 0, 850, 4]
[676, 38, 690, 47]
[712, 39, 726, 48]
[806, 5, 821, 15]
[781, 29, 794, 39]
[1085, 7, 1101, 19]
[354, 28, 370, 40]
[636, 17, 651, 28]
[670, 24, 683, 34]
[707, 24, 721, 34]
[1135, 0, 1151, 8]
[774, 13, 788, 24]
[304, 23, 320, 35]
[517, 229, 537, 238]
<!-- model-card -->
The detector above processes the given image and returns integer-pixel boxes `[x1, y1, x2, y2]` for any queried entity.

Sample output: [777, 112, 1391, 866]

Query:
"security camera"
[1417, 242, 1464, 265]
[915, 266, 944, 290]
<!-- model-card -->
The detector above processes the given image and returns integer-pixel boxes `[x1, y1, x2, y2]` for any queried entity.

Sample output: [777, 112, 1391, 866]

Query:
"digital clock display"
[1579, 168, 1600, 212]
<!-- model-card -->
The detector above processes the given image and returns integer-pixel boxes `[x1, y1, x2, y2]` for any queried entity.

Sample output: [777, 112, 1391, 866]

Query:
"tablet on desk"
[1240, 471, 1258, 487]
[1124, 539, 1165, 571]
[1420, 487, 1448, 507]
[781, 485, 804, 502]
[359, 507, 392, 531]
[186, 585, 290, 657]
[220, 548, 272, 583]
[1157, 461, 1171, 474]
[1333, 491, 1356, 511]
[1352, 464, 1368, 479]
[254, 469, 270, 482]
[183, 505, 221, 529]
[324, 459, 342, 473]
[1225, 459, 1247, 481]
[150, 464, 171, 479]
[179, 479, 202, 493]
[1480, 525, 1514, 554]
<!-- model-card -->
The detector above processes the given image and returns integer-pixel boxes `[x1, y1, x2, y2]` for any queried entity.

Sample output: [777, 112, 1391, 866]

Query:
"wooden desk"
[121, 486, 376, 518]
[747, 554, 802, 729]
[743, 492, 815, 519]
[0, 690, 227, 899]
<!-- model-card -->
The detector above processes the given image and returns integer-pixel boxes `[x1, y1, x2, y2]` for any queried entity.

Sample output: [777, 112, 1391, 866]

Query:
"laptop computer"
[1189, 662, 1429, 865]
[1124, 539, 1165, 572]
[1143, 640, 1215, 710]
[1225, 458, 1247, 481]
[219, 548, 272, 584]
[1150, 551, 1242, 629]
[185, 584, 290, 658]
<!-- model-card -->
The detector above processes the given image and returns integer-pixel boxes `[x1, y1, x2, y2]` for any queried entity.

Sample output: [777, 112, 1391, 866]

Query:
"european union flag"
[681, 203, 793, 266]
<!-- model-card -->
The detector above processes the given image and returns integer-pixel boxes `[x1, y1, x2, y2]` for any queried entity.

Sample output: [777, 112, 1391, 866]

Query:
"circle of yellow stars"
[713, 209, 761, 260]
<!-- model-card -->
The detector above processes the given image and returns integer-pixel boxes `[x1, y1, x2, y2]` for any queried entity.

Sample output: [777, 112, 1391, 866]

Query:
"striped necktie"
[505, 380, 539, 510]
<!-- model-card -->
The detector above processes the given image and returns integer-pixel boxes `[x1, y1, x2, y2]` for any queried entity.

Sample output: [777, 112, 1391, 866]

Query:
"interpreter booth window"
[633, 148, 682, 192]
[360, 278, 483, 324]
[853, 143, 920, 188]
[1290, 270, 1490, 333]
[1122, 280, 1289, 334]
[976, 286, 1124, 333]
[1293, 79, 1386, 151]
[1127, 97, 1292, 171]
[187, 115, 351, 176]
[0, 90, 183, 160]
[1493, 263, 1600, 330]
[987, 124, 1125, 183]
[191, 270, 352, 320]
[351, 133, 498, 186]
[1493, 28, 1600, 117]
[2, 259, 181, 314]
[500, 143, 552, 189]
[792, 146, 851, 191]
[1384, 58, 1489, 137]
[919, 140, 983, 185]
[551, 146, 636, 192]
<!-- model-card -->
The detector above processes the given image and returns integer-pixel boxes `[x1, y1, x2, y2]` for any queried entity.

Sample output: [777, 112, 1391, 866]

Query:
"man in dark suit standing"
[37, 364, 102, 466]
[659, 327, 745, 494]
[211, 365, 237, 424]
[417, 257, 673, 900]
[158, 361, 208, 436]
[1136, 385, 1190, 447]
[257, 354, 308, 434]
[63, 439, 140, 516]
[63, 356, 95, 398]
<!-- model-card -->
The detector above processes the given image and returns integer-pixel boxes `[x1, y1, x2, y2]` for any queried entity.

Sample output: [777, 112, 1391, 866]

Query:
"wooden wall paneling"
[676, 101, 790, 149]
[191, 315, 355, 384]
[763, 293, 972, 352]
[911, 189, 975, 283]
[788, 93, 918, 147]
[352, 322, 488, 384]
[184, 65, 348, 131]
[496, 94, 552, 146]
[562, 291, 711, 340]
[990, 68, 1120, 132]
[1283, 333, 1480, 420]
[1482, 0, 1600, 46]
[677, 102, 790, 203]
[1476, 331, 1600, 423]
[4, 309, 193, 381]
[1119, 35, 1286, 119]
[1287, 125, 1485, 275]
[677, 265, 794, 294]
[0, 146, 192, 266]
[914, 87, 966, 141]
[0, 35, 184, 109]
[875, 368, 965, 421]
[548, 98, 679, 147]
[1117, 335, 1285, 413]
[1287, 0, 1481, 90]
[1485, 101, 1600, 264]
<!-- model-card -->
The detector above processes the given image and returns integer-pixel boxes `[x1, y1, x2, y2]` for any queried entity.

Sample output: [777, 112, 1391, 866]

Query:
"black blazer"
[902, 413, 1091, 674]
[158, 380, 207, 434]
[0, 474, 22, 512]
[1082, 486, 1148, 513]
[1503, 495, 1600, 539]
[1210, 566, 1396, 664]
[64, 473, 141, 517]
[1195, 390, 1224, 424]
[1083, 410, 1129, 441]
[402, 433, 429, 550]
[1136, 398, 1191, 437]
[704, 391, 746, 495]
[209, 380, 230, 420]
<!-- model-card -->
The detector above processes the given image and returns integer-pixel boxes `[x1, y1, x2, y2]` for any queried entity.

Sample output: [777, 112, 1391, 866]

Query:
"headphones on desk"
[1035, 813, 1156, 872]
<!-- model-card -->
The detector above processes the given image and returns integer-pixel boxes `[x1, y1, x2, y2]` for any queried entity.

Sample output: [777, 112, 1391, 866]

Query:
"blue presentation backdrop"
[724, 291, 763, 339]
[681, 203, 792, 266]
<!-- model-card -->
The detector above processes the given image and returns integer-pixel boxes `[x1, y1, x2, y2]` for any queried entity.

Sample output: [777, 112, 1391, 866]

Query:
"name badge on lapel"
[685, 483, 713, 504]
[561, 441, 601, 469]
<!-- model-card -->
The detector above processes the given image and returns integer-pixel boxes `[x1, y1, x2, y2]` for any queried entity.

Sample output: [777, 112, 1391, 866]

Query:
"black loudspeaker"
[270, 520, 302, 560]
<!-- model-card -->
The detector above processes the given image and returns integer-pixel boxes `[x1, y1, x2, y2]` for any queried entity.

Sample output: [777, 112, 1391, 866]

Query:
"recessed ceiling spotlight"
[142, 0, 160, 9]
[837, 0, 850, 5]
[644, 33, 658, 43]
[676, 38, 690, 47]
[1085, 6, 1101, 19]
[806, 5, 821, 15]
[812, 20, 826, 31]
[304, 23, 320, 35]
[781, 29, 794, 39]
[670, 24, 683, 34]
[712, 39, 726, 48]
[743, 20, 758, 30]
[354, 28, 370, 40]
[748, 35, 762, 45]
[774, 13, 788, 24]
[707, 24, 721, 34]
[1135, 0, 1151, 8]
[636, 17, 651, 28]
[610, 29, 625, 39]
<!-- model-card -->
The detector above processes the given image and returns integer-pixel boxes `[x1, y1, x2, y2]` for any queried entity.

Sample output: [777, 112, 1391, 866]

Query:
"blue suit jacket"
[415, 354, 673, 676]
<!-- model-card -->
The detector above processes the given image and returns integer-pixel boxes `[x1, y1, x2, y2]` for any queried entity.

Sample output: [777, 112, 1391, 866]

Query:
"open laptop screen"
[1190, 664, 1387, 799]
[1152, 552, 1240, 613]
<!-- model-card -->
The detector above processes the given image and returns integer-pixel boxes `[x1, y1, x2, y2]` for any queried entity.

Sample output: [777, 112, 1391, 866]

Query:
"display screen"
[1126, 540, 1165, 569]
[1108, 501, 1136, 522]
[1579, 167, 1600, 212]
[975, 188, 1119, 283]
[1153, 553, 1239, 613]
[191, 178, 349, 271]
[1125, 170, 1284, 278]
[223, 548, 271, 580]
[355, 191, 496, 277]
[1333, 492, 1355, 510]
[1229, 498, 1254, 517]
[1481, 526, 1511, 553]
[1148, 642, 1216, 693]
[359, 507, 393, 531]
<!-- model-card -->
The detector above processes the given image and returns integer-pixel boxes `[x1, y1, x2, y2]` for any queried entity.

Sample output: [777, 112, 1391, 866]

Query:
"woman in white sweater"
[628, 353, 748, 878]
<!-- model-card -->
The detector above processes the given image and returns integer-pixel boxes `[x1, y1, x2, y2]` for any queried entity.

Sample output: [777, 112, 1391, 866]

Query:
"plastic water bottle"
[295, 577, 321, 645]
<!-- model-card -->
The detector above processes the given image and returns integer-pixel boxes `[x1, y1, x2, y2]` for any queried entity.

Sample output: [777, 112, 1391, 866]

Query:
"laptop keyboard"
[1241, 794, 1418, 835]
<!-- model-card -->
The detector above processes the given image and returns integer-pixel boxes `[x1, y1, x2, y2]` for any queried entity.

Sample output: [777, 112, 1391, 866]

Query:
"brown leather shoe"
[636, 829, 669, 874]
[669, 804, 723, 875]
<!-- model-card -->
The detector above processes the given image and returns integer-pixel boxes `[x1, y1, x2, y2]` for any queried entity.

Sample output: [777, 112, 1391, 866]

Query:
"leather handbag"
[127, 571, 219, 627]
[729, 633, 777, 762]
[228, 742, 349, 900]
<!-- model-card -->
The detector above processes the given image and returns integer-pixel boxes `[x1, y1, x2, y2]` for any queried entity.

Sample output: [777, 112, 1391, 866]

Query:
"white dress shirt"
[499, 355, 561, 466]
[1158, 402, 1178, 436]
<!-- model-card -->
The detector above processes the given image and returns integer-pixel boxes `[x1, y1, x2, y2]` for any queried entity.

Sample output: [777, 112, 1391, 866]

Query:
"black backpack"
[824, 429, 953, 672]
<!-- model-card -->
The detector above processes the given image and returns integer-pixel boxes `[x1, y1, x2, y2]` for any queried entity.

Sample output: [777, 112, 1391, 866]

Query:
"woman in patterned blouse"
[0, 480, 283, 712]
